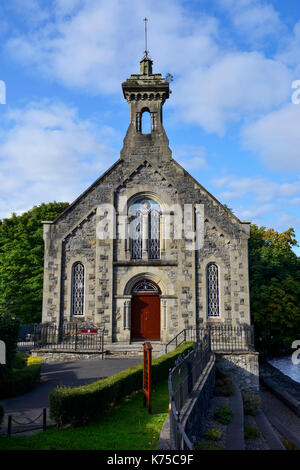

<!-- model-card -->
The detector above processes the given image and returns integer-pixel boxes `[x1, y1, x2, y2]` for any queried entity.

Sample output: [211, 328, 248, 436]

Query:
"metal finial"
[144, 17, 149, 58]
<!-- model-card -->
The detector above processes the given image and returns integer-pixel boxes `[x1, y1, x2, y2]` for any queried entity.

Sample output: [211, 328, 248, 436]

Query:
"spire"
[143, 17, 149, 58]
[140, 17, 153, 75]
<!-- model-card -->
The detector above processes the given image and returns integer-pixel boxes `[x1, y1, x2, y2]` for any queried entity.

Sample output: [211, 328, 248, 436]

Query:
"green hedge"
[50, 342, 194, 427]
[0, 364, 41, 399]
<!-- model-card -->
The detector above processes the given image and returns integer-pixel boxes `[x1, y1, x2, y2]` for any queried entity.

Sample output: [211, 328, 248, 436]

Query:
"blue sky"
[0, 0, 299, 254]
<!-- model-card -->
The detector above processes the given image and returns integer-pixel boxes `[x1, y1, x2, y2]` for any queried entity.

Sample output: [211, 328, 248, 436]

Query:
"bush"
[0, 364, 41, 399]
[215, 369, 227, 381]
[0, 403, 3, 426]
[214, 376, 233, 397]
[195, 442, 226, 450]
[242, 392, 261, 416]
[206, 428, 222, 441]
[27, 356, 42, 366]
[282, 440, 299, 450]
[49, 342, 194, 427]
[11, 352, 27, 370]
[244, 425, 260, 439]
[214, 405, 232, 425]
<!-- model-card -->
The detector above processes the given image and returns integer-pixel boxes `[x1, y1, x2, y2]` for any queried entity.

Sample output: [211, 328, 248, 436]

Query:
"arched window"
[130, 209, 143, 260]
[148, 208, 160, 259]
[129, 198, 161, 260]
[141, 109, 151, 134]
[71, 262, 85, 316]
[207, 263, 219, 317]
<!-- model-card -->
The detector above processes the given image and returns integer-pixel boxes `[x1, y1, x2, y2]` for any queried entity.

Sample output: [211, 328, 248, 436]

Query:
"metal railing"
[17, 323, 37, 350]
[32, 323, 105, 357]
[165, 324, 254, 354]
[3, 408, 48, 436]
[168, 335, 214, 450]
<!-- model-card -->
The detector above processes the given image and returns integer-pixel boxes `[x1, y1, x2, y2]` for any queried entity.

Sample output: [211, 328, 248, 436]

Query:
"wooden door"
[131, 294, 160, 340]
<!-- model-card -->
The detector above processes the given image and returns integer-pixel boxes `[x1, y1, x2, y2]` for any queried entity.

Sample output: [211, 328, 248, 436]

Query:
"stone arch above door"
[122, 270, 173, 296]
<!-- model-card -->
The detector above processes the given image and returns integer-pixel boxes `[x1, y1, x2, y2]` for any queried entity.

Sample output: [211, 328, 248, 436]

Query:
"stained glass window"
[132, 279, 160, 293]
[129, 198, 161, 260]
[71, 262, 85, 316]
[130, 209, 143, 259]
[207, 263, 219, 317]
[148, 208, 160, 259]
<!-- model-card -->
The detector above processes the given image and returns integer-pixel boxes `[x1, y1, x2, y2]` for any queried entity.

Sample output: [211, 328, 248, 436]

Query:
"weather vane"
[144, 17, 149, 58]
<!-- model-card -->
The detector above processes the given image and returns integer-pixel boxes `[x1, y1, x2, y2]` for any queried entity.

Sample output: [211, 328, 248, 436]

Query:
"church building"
[42, 53, 251, 345]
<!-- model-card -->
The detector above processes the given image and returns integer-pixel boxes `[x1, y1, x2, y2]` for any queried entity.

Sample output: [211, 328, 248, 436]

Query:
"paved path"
[1, 358, 141, 433]
[260, 384, 300, 447]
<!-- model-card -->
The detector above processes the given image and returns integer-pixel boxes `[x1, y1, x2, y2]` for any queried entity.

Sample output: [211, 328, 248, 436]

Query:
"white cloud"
[213, 174, 300, 202]
[175, 145, 208, 170]
[276, 21, 300, 74]
[242, 103, 300, 171]
[211, 173, 300, 231]
[4, 0, 291, 136]
[173, 51, 291, 135]
[217, 0, 283, 44]
[0, 101, 117, 219]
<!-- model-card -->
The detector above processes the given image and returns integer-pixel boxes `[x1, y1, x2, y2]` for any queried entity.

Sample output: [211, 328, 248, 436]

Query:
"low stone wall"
[215, 350, 259, 392]
[31, 350, 104, 363]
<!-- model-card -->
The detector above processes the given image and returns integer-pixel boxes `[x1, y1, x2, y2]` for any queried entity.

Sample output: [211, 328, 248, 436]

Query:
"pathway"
[1, 357, 141, 434]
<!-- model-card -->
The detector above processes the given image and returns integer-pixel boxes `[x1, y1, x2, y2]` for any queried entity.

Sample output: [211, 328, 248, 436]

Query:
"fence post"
[7, 415, 12, 436]
[75, 323, 78, 351]
[43, 408, 47, 431]
[102, 329, 105, 359]
[184, 329, 186, 343]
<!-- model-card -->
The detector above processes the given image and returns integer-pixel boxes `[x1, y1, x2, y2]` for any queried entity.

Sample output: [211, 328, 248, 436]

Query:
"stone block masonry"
[216, 351, 259, 392]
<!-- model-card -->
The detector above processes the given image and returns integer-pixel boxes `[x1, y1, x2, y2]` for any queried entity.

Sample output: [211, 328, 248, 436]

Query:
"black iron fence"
[168, 336, 214, 450]
[17, 323, 37, 350]
[165, 324, 254, 354]
[32, 323, 105, 356]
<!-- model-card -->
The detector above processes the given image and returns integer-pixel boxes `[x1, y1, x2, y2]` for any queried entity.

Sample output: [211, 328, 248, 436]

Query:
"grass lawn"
[0, 379, 170, 450]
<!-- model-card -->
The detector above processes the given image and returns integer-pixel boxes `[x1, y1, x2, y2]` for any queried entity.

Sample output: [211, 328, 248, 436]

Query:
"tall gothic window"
[130, 209, 143, 260]
[129, 198, 161, 260]
[207, 263, 219, 317]
[148, 208, 160, 259]
[71, 262, 85, 316]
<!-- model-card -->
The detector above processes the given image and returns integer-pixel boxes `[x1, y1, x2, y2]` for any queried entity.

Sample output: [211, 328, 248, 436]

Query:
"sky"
[0, 0, 299, 254]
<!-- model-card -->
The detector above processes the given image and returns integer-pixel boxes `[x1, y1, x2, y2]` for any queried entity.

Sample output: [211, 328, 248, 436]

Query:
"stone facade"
[42, 55, 251, 345]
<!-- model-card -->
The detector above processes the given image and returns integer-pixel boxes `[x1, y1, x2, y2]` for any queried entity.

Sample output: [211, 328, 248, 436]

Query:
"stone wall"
[216, 351, 259, 392]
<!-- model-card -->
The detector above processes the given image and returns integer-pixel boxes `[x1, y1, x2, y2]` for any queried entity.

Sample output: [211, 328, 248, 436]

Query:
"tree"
[0, 202, 69, 324]
[249, 225, 300, 356]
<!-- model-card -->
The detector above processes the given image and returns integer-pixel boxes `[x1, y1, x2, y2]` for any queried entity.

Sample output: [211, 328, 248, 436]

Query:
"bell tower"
[120, 20, 172, 163]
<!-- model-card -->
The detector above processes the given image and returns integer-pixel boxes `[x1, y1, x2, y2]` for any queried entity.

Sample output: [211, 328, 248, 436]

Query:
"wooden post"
[143, 342, 152, 414]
